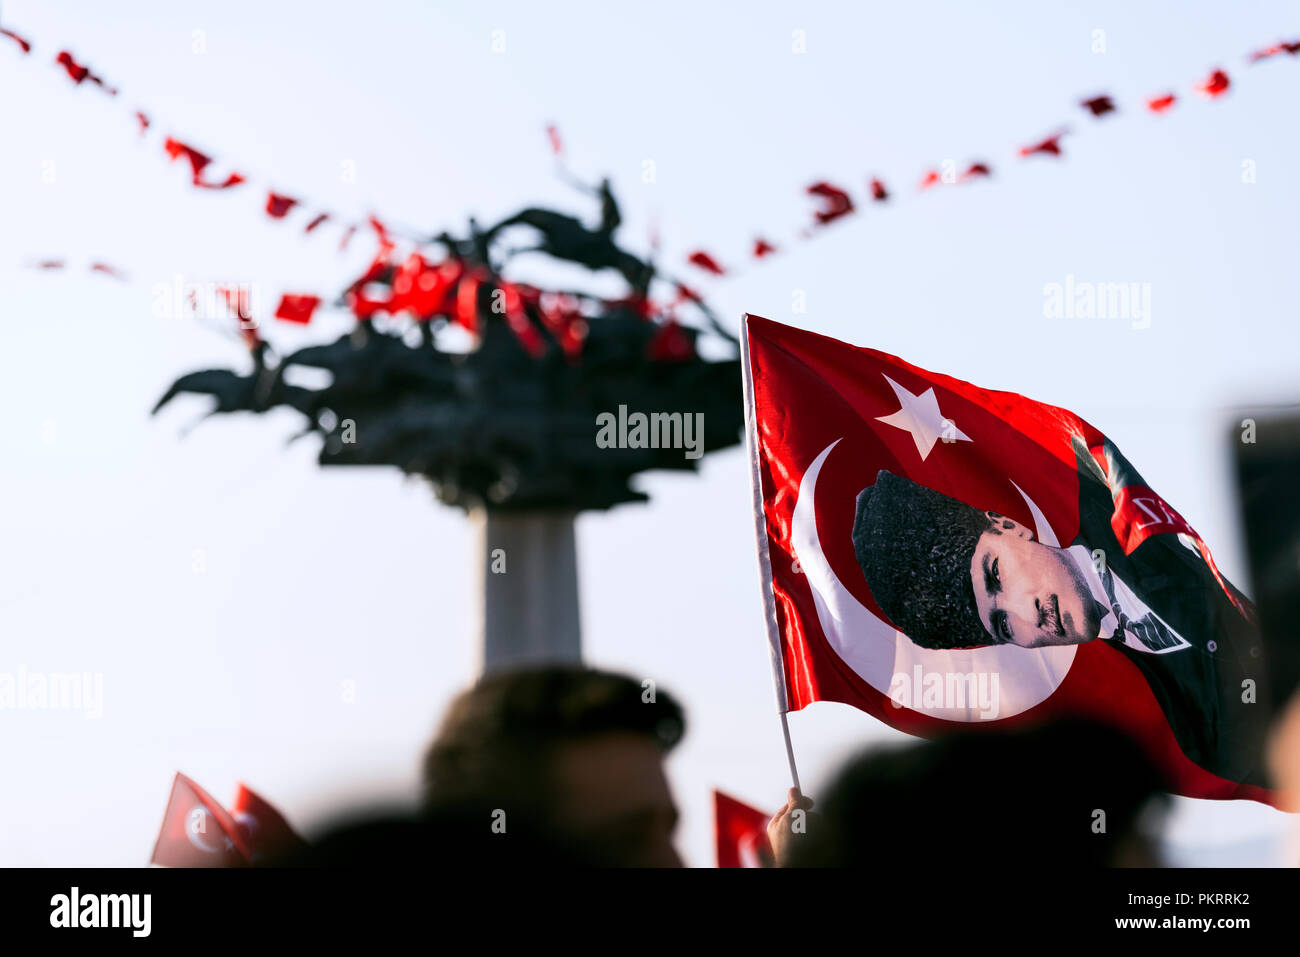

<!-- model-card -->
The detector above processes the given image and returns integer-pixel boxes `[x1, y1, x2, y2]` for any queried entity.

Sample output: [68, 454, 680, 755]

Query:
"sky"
[1, 0, 1298, 866]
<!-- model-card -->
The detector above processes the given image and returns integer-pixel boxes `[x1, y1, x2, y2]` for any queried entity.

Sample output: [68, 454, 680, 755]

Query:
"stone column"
[472, 507, 582, 673]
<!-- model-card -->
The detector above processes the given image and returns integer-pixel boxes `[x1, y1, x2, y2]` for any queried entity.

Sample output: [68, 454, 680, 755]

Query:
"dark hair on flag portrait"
[852, 469, 997, 650]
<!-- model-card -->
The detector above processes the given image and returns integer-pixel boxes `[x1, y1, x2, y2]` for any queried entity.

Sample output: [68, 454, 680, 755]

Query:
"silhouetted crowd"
[257, 663, 1300, 868]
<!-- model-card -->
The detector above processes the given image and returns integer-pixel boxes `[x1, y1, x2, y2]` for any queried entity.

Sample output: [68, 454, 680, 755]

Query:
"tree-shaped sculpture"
[155, 178, 743, 669]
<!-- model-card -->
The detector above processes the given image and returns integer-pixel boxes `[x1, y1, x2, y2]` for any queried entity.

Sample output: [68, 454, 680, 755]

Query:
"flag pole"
[780, 712, 802, 792]
[740, 313, 804, 794]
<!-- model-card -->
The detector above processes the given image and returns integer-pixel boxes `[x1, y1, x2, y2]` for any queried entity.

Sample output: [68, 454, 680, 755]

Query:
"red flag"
[959, 162, 992, 183]
[918, 170, 942, 190]
[89, 262, 127, 280]
[741, 314, 1278, 806]
[806, 181, 854, 225]
[230, 783, 305, 863]
[752, 238, 778, 259]
[545, 123, 564, 156]
[55, 50, 116, 93]
[687, 250, 726, 275]
[713, 791, 773, 868]
[163, 137, 245, 190]
[150, 773, 250, 867]
[274, 293, 321, 325]
[134, 111, 150, 134]
[1019, 132, 1065, 158]
[265, 192, 299, 219]
[456, 269, 485, 335]
[390, 255, 461, 321]
[1196, 68, 1231, 98]
[869, 178, 889, 202]
[1146, 93, 1177, 113]
[1249, 41, 1299, 62]
[1, 27, 32, 53]
[304, 212, 330, 233]
[1081, 95, 1116, 117]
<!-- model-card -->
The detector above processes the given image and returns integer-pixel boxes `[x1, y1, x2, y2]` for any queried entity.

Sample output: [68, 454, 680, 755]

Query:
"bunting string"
[3, 15, 1298, 338]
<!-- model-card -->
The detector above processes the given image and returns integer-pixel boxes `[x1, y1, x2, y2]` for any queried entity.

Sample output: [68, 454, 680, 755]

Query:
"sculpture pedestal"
[472, 508, 582, 673]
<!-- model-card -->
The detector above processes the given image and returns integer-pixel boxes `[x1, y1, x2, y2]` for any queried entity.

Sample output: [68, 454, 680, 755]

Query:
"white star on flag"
[875, 375, 971, 461]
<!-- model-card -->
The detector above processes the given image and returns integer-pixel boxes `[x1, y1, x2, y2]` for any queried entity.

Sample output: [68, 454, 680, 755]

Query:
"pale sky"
[1, 0, 1298, 866]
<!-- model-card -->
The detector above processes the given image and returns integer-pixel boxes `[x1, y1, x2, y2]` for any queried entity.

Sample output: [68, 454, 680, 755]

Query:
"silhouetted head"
[422, 665, 686, 866]
[787, 719, 1170, 868]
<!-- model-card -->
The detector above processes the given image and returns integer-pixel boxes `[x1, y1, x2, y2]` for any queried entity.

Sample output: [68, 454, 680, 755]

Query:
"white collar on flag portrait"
[790, 439, 1076, 722]
[1066, 546, 1192, 655]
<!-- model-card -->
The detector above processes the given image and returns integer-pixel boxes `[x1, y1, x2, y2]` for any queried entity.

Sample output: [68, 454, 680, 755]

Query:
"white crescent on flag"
[790, 438, 1076, 720]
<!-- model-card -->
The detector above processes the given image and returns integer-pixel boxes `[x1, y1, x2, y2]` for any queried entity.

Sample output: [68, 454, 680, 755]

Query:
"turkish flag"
[741, 315, 1280, 805]
[265, 192, 299, 219]
[163, 137, 245, 190]
[274, 294, 321, 325]
[230, 783, 305, 863]
[687, 250, 727, 275]
[150, 773, 251, 867]
[713, 791, 773, 868]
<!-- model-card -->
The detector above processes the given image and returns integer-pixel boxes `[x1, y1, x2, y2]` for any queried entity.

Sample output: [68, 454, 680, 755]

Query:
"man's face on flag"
[969, 512, 1101, 647]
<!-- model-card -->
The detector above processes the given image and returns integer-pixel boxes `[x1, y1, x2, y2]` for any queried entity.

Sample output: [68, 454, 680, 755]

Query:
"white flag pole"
[739, 313, 803, 793]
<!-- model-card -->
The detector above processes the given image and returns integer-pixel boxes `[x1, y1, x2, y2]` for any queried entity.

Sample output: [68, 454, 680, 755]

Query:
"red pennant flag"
[674, 282, 702, 305]
[1, 27, 32, 53]
[546, 123, 564, 156]
[55, 50, 116, 93]
[806, 181, 855, 225]
[265, 192, 299, 219]
[304, 212, 330, 233]
[274, 293, 321, 325]
[1250, 41, 1300, 61]
[741, 314, 1278, 806]
[752, 238, 778, 259]
[714, 791, 774, 868]
[150, 773, 251, 867]
[1080, 95, 1116, 117]
[390, 254, 461, 321]
[687, 250, 727, 275]
[959, 162, 992, 183]
[89, 262, 127, 280]
[1019, 132, 1065, 158]
[163, 137, 246, 190]
[1196, 68, 1231, 98]
[918, 169, 942, 190]
[230, 783, 305, 863]
[1146, 93, 1177, 113]
[134, 111, 150, 134]
[339, 223, 358, 252]
[456, 269, 485, 335]
[368, 214, 392, 245]
[869, 178, 889, 202]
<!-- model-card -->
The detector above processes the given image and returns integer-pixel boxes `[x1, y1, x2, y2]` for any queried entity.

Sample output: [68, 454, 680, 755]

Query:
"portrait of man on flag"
[741, 313, 1281, 805]
[850, 438, 1267, 787]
